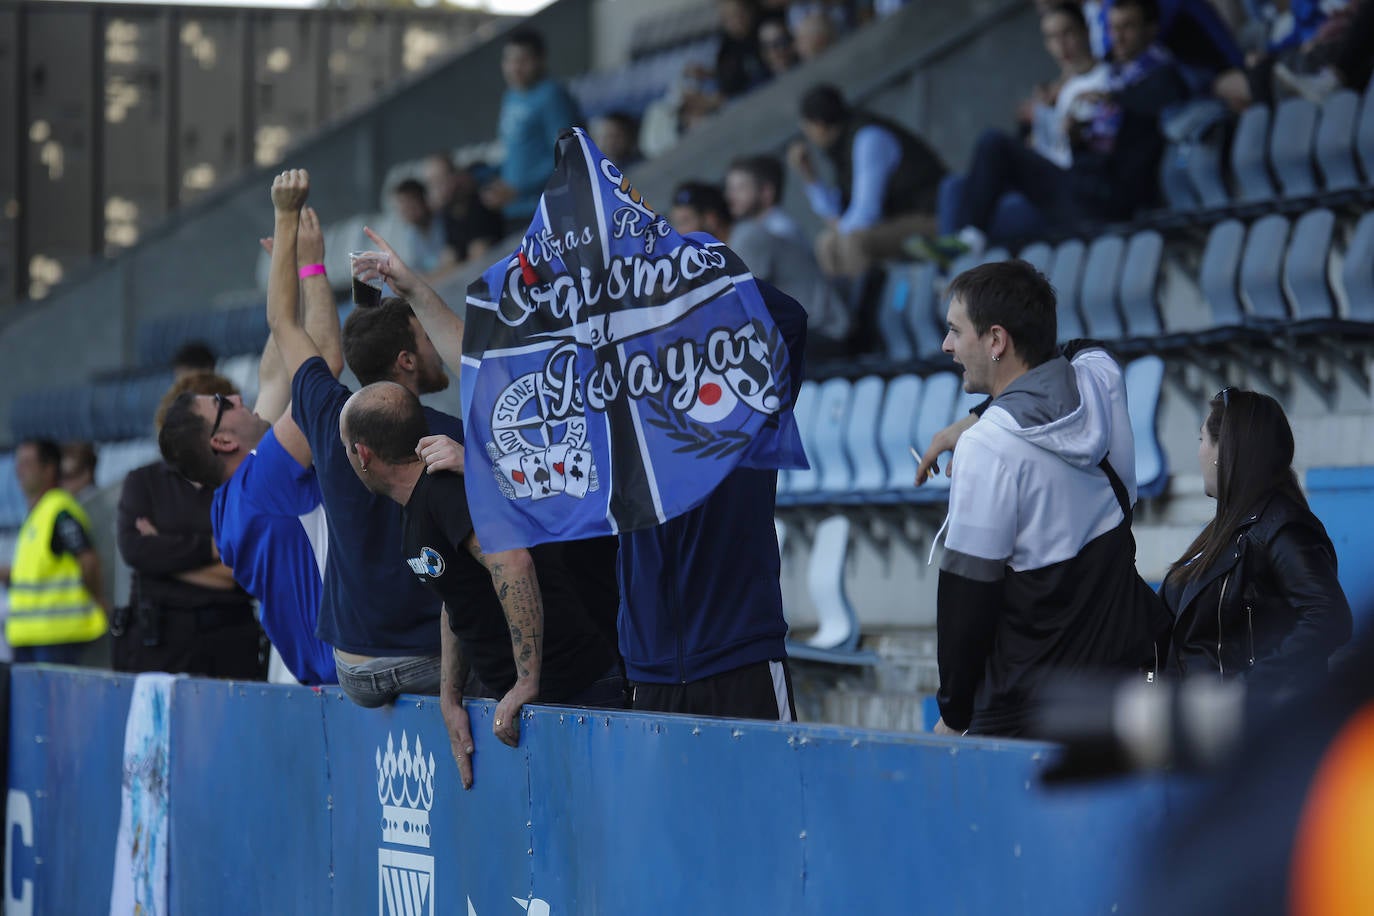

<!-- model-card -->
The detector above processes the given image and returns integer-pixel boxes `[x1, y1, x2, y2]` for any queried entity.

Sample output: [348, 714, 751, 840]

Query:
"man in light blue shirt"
[786, 84, 945, 280]
[481, 28, 583, 226]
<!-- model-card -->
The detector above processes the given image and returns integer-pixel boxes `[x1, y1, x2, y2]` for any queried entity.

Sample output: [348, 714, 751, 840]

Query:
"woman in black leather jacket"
[1160, 388, 1351, 695]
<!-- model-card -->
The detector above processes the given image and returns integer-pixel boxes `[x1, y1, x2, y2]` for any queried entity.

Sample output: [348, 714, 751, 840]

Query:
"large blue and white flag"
[461, 128, 807, 552]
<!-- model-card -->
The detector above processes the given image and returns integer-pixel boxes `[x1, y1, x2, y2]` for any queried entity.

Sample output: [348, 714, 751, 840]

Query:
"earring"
[1212, 460, 1218, 466]
[992, 355, 1001, 362]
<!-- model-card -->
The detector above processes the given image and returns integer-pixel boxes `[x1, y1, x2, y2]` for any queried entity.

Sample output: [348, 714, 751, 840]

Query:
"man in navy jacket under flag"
[463, 128, 810, 719]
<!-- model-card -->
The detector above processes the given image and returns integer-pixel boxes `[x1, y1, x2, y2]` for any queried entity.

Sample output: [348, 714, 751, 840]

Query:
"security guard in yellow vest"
[5, 440, 107, 663]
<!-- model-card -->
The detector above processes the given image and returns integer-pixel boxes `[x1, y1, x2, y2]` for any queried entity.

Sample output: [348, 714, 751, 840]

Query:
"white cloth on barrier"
[109, 672, 178, 916]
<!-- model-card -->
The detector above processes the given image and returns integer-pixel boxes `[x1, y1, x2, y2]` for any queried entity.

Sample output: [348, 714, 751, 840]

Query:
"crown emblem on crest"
[376, 731, 435, 848]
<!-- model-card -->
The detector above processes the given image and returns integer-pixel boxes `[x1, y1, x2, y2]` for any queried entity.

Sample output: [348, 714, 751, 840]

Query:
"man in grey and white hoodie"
[928, 260, 1166, 737]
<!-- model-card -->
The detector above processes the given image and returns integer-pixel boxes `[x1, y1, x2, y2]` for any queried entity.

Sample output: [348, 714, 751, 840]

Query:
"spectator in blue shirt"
[390, 179, 447, 277]
[481, 28, 583, 226]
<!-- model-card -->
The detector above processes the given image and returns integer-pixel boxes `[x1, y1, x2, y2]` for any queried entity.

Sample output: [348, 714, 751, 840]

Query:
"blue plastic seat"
[1125, 356, 1168, 500]
[785, 513, 879, 665]
[903, 263, 945, 360]
[1316, 90, 1362, 192]
[1270, 98, 1320, 198]
[1199, 219, 1247, 330]
[1160, 143, 1198, 210]
[1284, 208, 1337, 323]
[908, 373, 960, 502]
[1341, 211, 1374, 322]
[1232, 105, 1276, 204]
[877, 375, 922, 493]
[812, 378, 854, 499]
[1358, 84, 1374, 181]
[876, 271, 916, 363]
[780, 380, 820, 498]
[844, 376, 888, 496]
[1018, 242, 1053, 275]
[1239, 214, 1292, 323]
[1048, 239, 1087, 341]
[1120, 230, 1165, 339]
[1187, 134, 1231, 209]
[1079, 236, 1127, 341]
[0, 453, 24, 528]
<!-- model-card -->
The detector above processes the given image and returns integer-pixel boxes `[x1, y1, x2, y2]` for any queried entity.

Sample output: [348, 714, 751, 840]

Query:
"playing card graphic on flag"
[461, 128, 808, 551]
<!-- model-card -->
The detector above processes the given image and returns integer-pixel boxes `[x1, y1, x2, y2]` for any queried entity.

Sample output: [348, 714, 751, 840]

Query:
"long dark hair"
[1166, 389, 1308, 584]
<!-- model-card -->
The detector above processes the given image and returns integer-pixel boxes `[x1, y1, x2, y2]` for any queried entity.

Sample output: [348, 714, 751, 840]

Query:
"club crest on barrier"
[377, 731, 435, 916]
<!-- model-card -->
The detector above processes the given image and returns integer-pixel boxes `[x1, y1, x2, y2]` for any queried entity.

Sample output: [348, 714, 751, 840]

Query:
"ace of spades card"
[520, 449, 565, 501]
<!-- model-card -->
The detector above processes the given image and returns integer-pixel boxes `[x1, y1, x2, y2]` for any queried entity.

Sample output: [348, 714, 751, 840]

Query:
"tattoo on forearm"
[467, 538, 543, 683]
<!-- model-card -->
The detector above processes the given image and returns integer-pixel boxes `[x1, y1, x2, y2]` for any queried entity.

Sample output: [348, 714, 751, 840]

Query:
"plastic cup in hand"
[349, 250, 388, 309]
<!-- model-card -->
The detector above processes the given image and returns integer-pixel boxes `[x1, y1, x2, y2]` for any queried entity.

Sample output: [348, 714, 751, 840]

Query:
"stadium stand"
[2, 0, 1371, 727]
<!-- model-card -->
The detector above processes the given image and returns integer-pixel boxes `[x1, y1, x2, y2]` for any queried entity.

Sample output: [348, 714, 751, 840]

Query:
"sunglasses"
[209, 393, 232, 437]
[1214, 386, 1236, 409]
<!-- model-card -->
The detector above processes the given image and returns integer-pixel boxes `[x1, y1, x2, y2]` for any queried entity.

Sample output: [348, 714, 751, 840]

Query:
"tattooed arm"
[464, 534, 543, 747]
[439, 605, 476, 789]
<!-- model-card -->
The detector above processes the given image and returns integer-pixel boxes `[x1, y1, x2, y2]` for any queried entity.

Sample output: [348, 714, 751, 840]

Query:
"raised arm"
[297, 206, 344, 378]
[360, 226, 466, 376]
[463, 533, 542, 748]
[265, 170, 322, 381]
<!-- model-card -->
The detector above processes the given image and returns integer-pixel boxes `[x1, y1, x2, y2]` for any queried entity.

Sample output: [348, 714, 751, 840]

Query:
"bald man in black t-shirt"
[339, 381, 622, 789]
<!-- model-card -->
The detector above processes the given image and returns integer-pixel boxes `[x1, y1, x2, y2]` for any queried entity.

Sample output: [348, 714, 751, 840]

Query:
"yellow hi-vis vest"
[7, 488, 107, 647]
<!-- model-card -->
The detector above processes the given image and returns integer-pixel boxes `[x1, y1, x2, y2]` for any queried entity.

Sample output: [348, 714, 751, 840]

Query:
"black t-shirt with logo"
[400, 470, 613, 701]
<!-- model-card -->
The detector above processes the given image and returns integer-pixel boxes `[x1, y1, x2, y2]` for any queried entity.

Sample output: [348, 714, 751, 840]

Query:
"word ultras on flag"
[462, 128, 807, 551]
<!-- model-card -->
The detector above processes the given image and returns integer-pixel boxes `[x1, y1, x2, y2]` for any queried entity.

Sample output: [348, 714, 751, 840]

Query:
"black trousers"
[113, 604, 267, 680]
[631, 659, 796, 721]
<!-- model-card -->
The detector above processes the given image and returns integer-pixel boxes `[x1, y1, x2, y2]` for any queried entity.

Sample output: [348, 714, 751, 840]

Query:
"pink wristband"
[298, 263, 326, 279]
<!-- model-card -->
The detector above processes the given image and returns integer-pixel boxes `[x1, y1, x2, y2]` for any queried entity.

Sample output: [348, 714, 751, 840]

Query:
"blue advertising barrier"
[6, 667, 1194, 915]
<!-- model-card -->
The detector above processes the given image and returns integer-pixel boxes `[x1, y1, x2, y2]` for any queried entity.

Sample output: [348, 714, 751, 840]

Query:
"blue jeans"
[332, 651, 442, 708]
[937, 171, 1047, 243]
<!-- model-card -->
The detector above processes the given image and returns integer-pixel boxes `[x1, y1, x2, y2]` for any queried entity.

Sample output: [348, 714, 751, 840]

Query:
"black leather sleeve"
[1252, 524, 1353, 680]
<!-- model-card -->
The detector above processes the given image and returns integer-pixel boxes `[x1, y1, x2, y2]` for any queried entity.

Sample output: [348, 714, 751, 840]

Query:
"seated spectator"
[724, 154, 848, 351]
[171, 340, 216, 382]
[390, 179, 447, 276]
[589, 112, 642, 170]
[912, 0, 1189, 262]
[794, 10, 839, 62]
[1215, 0, 1372, 110]
[787, 84, 946, 278]
[339, 381, 624, 786]
[123, 373, 266, 680]
[1095, 0, 1243, 80]
[420, 154, 505, 269]
[1162, 388, 1351, 700]
[669, 181, 734, 239]
[938, 3, 1107, 244]
[1025, 3, 1111, 168]
[713, 0, 770, 99]
[482, 28, 583, 225]
[758, 18, 798, 77]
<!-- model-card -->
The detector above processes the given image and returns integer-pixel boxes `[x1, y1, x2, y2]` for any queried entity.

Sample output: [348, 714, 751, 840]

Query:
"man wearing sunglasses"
[157, 204, 344, 686]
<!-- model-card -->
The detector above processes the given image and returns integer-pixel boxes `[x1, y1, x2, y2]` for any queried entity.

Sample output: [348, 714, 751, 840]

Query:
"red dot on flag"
[518, 251, 538, 286]
[700, 383, 722, 406]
